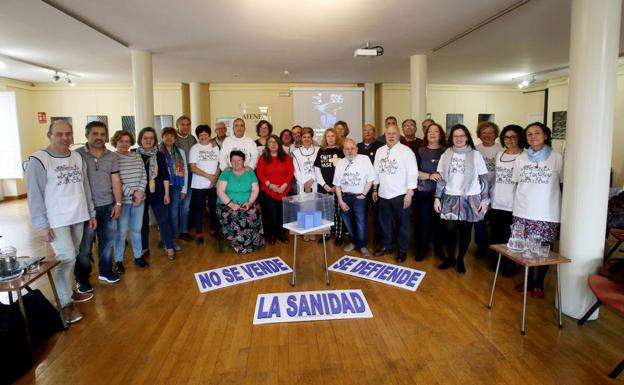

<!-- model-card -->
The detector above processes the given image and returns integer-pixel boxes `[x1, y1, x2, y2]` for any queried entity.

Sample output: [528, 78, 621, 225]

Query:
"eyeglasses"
[503, 135, 518, 140]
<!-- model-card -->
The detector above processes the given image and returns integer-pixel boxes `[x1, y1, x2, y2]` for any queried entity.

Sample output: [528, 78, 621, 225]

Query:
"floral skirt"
[217, 203, 265, 253]
[512, 216, 560, 243]
[440, 194, 485, 223]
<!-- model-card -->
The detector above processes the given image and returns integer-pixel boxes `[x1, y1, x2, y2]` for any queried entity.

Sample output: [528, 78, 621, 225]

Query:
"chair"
[578, 274, 624, 379]
[605, 228, 624, 261]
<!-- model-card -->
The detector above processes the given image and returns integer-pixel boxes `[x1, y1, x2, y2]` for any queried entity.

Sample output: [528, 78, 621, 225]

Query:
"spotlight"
[53, 72, 61, 82]
[66, 76, 75, 87]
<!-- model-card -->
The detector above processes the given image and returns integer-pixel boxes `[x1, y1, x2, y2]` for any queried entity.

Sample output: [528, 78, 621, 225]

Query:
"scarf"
[137, 146, 158, 193]
[527, 145, 552, 163]
[160, 144, 185, 188]
[439, 145, 475, 195]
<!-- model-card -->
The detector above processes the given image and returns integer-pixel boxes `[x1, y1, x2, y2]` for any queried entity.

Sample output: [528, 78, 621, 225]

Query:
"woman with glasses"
[490, 125, 525, 277]
[511, 122, 563, 298]
[434, 124, 489, 273]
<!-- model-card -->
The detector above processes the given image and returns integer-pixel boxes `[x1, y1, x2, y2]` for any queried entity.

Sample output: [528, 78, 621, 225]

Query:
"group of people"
[26, 113, 563, 324]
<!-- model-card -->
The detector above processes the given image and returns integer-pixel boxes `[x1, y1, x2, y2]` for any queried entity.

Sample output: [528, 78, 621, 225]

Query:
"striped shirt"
[116, 152, 147, 204]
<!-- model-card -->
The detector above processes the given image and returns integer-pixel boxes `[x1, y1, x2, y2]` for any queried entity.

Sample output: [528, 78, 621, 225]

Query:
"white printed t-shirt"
[333, 154, 377, 194]
[373, 143, 418, 199]
[438, 150, 488, 196]
[491, 150, 523, 211]
[189, 142, 220, 189]
[218, 135, 259, 170]
[512, 150, 564, 222]
[291, 145, 319, 193]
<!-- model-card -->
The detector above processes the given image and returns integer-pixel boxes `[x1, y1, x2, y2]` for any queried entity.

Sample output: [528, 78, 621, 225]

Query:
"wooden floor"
[1, 199, 623, 385]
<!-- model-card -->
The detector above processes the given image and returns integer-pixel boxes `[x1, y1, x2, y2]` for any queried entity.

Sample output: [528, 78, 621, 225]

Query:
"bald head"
[385, 124, 400, 147]
[47, 120, 74, 152]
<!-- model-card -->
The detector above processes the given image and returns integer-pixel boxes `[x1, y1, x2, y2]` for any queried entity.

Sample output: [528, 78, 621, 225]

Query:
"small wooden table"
[0, 259, 67, 347]
[283, 221, 332, 286]
[487, 244, 571, 335]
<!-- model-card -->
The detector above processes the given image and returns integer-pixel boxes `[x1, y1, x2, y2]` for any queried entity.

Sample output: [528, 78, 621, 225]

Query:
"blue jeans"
[180, 188, 192, 234]
[115, 202, 145, 262]
[169, 185, 182, 236]
[75, 203, 117, 284]
[378, 194, 410, 253]
[142, 201, 175, 250]
[340, 194, 368, 249]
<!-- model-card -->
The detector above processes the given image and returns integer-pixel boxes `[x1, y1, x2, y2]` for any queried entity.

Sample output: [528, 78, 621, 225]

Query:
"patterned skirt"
[512, 216, 560, 243]
[217, 203, 265, 253]
[440, 194, 485, 223]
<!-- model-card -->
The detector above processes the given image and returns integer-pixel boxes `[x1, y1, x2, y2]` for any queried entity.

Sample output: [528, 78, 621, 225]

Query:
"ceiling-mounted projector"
[354, 44, 384, 58]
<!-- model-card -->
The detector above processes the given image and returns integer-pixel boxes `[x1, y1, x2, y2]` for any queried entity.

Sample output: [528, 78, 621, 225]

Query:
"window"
[0, 92, 22, 179]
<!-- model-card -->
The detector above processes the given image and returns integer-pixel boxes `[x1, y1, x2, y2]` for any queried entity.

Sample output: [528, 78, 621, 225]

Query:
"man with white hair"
[372, 124, 418, 262]
[334, 138, 377, 257]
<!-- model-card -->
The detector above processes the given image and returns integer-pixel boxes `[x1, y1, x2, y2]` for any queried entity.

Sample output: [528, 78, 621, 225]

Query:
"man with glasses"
[372, 124, 418, 262]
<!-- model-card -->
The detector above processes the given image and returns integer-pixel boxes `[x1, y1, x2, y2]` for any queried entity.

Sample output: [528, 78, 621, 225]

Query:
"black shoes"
[134, 257, 149, 268]
[334, 237, 343, 247]
[456, 258, 466, 273]
[114, 262, 125, 275]
[179, 233, 193, 242]
[396, 252, 407, 263]
[278, 235, 290, 244]
[438, 258, 456, 270]
[196, 237, 205, 245]
[374, 247, 392, 257]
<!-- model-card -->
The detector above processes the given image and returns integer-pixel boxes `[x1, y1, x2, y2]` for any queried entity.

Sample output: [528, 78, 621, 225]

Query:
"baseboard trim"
[0, 193, 27, 202]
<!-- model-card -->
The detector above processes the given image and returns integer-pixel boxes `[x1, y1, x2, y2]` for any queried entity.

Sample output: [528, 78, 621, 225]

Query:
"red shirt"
[256, 153, 294, 200]
[401, 137, 423, 154]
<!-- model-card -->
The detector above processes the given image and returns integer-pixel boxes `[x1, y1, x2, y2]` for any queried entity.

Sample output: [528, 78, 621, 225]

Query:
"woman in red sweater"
[256, 134, 294, 244]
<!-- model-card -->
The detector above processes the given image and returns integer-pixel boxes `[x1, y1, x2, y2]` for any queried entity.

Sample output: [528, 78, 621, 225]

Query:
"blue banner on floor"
[195, 257, 292, 293]
[253, 289, 373, 325]
[329, 256, 426, 291]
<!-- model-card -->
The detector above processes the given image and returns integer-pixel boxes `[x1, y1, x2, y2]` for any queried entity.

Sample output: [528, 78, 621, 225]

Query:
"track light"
[53, 72, 61, 82]
[517, 76, 535, 89]
[66, 76, 75, 87]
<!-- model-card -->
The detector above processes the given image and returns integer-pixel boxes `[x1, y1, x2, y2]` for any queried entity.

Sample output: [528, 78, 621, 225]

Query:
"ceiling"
[0, 0, 622, 85]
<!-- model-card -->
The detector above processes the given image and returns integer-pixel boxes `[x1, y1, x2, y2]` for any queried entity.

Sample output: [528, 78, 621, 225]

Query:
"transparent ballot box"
[282, 192, 334, 233]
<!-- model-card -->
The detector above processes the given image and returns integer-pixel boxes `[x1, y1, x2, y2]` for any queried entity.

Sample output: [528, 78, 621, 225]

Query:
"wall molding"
[209, 83, 358, 92]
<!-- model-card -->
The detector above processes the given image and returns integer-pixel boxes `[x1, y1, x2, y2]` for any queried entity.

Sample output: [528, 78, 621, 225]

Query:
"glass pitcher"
[507, 223, 526, 252]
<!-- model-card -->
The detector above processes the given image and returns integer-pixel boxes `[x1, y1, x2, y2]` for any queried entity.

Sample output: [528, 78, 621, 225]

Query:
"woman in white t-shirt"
[434, 124, 489, 273]
[189, 125, 221, 244]
[512, 122, 563, 299]
[475, 121, 503, 260]
[490, 124, 525, 277]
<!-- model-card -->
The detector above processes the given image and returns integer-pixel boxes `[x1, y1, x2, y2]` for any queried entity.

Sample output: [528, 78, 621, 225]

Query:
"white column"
[189, 81, 202, 125]
[559, 0, 622, 319]
[410, 55, 427, 127]
[363, 82, 375, 125]
[131, 50, 154, 134]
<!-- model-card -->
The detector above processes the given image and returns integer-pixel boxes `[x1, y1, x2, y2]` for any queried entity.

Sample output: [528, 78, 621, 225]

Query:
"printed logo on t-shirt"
[55, 164, 83, 186]
[319, 153, 338, 168]
[520, 164, 552, 185]
[197, 150, 218, 162]
[495, 165, 514, 184]
[340, 171, 362, 187]
[484, 157, 496, 172]
[231, 147, 251, 162]
[378, 157, 399, 175]
[449, 157, 465, 174]
[302, 159, 314, 174]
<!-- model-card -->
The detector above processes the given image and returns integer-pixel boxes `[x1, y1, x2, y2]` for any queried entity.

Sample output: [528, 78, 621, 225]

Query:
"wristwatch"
[115, 202, 122, 207]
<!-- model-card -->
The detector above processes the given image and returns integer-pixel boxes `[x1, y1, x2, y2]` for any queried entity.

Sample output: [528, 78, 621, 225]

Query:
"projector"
[354, 48, 380, 57]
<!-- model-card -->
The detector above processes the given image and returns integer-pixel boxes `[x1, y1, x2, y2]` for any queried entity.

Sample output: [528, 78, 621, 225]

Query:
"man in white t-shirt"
[372, 124, 418, 262]
[218, 118, 258, 170]
[334, 138, 377, 257]
[26, 120, 97, 324]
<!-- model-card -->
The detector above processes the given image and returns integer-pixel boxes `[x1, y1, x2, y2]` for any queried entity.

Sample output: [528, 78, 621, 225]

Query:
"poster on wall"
[215, 117, 237, 137]
[552, 111, 567, 139]
[239, 104, 270, 136]
[478, 114, 495, 123]
[87, 115, 108, 125]
[445, 114, 464, 135]
[154, 115, 173, 139]
[121, 116, 135, 134]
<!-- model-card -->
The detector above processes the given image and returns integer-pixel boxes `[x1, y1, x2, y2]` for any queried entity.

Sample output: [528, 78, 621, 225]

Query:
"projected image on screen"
[293, 88, 363, 142]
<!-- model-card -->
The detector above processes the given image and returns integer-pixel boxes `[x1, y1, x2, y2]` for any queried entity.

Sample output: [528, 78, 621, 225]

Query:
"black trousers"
[192, 188, 218, 235]
[259, 191, 285, 238]
[415, 190, 445, 258]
